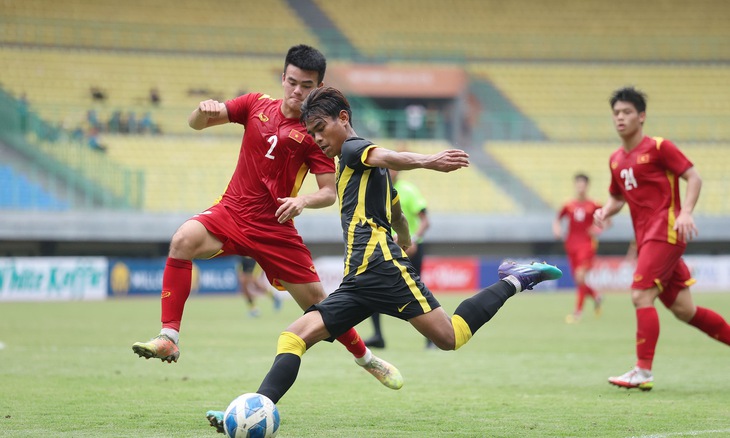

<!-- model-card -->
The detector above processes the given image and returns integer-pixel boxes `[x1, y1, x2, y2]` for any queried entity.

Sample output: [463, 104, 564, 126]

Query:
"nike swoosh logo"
[397, 301, 412, 313]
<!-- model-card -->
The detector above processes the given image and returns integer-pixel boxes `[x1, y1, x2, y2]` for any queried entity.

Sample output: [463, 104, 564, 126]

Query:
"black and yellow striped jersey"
[337, 137, 407, 279]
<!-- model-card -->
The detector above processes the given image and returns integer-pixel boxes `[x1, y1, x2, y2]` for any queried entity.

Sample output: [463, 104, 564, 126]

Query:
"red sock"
[160, 257, 193, 332]
[689, 307, 730, 346]
[575, 286, 586, 313]
[336, 328, 367, 359]
[635, 307, 660, 370]
[582, 284, 597, 300]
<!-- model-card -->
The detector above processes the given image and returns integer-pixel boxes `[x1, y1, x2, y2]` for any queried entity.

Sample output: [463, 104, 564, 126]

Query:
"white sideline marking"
[632, 428, 730, 438]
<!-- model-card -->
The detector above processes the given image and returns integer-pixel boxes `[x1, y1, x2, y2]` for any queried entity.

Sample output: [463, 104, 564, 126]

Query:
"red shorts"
[192, 203, 320, 290]
[632, 240, 695, 307]
[565, 243, 595, 273]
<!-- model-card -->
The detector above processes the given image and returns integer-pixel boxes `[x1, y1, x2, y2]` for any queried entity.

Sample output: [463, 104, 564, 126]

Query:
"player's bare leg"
[132, 220, 223, 363]
[280, 280, 403, 390]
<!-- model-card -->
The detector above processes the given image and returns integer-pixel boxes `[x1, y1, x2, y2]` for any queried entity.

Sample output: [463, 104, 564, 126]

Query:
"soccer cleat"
[206, 410, 225, 434]
[594, 295, 603, 318]
[565, 313, 581, 324]
[608, 367, 654, 391]
[360, 354, 403, 390]
[498, 261, 563, 291]
[132, 334, 180, 363]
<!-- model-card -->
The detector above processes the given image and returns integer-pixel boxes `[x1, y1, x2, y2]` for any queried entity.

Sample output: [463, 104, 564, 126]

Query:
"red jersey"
[608, 136, 693, 247]
[558, 199, 601, 249]
[221, 93, 335, 222]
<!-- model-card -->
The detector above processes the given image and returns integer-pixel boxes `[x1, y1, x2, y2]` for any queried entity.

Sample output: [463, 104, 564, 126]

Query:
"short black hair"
[284, 44, 327, 84]
[300, 86, 352, 126]
[610, 86, 647, 113]
[574, 173, 589, 183]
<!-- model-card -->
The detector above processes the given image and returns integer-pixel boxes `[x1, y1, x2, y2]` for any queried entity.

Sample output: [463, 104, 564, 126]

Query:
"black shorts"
[308, 257, 441, 340]
[239, 256, 256, 273]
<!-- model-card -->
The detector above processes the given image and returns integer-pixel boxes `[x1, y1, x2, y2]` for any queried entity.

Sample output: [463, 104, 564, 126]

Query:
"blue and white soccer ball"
[223, 393, 280, 438]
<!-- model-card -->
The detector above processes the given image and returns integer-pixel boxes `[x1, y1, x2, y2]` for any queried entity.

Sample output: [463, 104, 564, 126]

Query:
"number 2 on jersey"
[265, 135, 277, 160]
[620, 167, 638, 191]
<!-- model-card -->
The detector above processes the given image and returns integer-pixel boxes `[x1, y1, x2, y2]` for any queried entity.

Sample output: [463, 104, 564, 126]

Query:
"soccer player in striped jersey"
[594, 87, 730, 390]
[205, 87, 562, 432]
[553, 173, 603, 323]
[132, 45, 402, 391]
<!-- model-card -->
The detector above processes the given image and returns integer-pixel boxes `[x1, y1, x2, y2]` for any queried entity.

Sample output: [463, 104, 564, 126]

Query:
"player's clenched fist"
[198, 99, 224, 116]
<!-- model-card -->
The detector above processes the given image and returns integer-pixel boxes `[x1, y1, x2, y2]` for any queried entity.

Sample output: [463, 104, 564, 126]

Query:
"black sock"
[371, 313, 382, 338]
[256, 353, 301, 404]
[453, 280, 517, 335]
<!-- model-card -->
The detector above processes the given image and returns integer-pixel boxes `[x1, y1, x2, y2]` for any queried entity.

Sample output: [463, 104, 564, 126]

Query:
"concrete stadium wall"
[2, 211, 729, 257]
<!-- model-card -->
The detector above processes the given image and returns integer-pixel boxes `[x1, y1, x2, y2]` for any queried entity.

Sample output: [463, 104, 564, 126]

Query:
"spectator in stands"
[405, 103, 426, 138]
[149, 87, 161, 106]
[139, 112, 154, 134]
[87, 128, 107, 152]
[127, 111, 138, 134]
[90, 86, 107, 102]
[108, 110, 122, 133]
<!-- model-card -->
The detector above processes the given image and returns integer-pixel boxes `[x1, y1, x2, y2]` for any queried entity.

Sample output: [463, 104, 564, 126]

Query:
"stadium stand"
[487, 142, 730, 215]
[0, 47, 285, 136]
[469, 63, 730, 142]
[0, 164, 67, 210]
[315, 0, 729, 61]
[1, 0, 317, 55]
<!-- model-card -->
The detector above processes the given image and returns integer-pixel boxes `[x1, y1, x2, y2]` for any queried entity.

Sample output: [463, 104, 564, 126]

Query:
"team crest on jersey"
[289, 129, 305, 143]
[611, 161, 619, 169]
[257, 113, 269, 122]
[637, 154, 650, 164]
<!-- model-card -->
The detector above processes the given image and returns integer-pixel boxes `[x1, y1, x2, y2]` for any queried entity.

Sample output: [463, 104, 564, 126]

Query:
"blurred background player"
[553, 173, 603, 323]
[131, 45, 401, 390]
[594, 87, 730, 391]
[364, 165, 431, 349]
[238, 256, 281, 318]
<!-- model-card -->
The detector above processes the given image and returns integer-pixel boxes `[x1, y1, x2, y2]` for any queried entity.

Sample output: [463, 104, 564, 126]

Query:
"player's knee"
[430, 333, 456, 351]
[631, 289, 657, 308]
[671, 303, 696, 322]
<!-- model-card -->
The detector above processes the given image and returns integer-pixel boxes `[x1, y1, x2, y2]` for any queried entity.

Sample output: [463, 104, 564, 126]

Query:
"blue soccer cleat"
[206, 410, 225, 434]
[498, 261, 562, 291]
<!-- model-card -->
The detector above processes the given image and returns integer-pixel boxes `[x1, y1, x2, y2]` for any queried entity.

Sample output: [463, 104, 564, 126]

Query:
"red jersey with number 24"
[221, 93, 335, 222]
[608, 136, 693, 248]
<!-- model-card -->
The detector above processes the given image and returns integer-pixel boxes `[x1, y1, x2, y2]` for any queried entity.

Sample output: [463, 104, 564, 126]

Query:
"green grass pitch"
[1, 291, 729, 437]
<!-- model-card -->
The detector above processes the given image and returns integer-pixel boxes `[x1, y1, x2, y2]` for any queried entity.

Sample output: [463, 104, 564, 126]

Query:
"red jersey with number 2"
[222, 93, 335, 222]
[558, 199, 601, 251]
[608, 136, 693, 248]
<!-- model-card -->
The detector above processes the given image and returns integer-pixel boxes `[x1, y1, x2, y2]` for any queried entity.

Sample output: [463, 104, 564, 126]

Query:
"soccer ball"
[223, 393, 280, 438]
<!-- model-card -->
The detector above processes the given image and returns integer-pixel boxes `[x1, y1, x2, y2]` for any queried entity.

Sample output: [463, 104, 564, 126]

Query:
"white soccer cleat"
[608, 367, 653, 391]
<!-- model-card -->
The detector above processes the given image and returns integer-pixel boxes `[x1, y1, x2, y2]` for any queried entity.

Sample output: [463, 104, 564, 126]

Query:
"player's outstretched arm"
[275, 172, 337, 223]
[188, 99, 229, 130]
[365, 148, 469, 173]
[594, 195, 624, 229]
[675, 166, 702, 241]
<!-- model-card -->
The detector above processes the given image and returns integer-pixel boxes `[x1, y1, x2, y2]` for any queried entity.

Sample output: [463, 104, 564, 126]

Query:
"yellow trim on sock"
[452, 315, 473, 350]
[276, 331, 306, 357]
